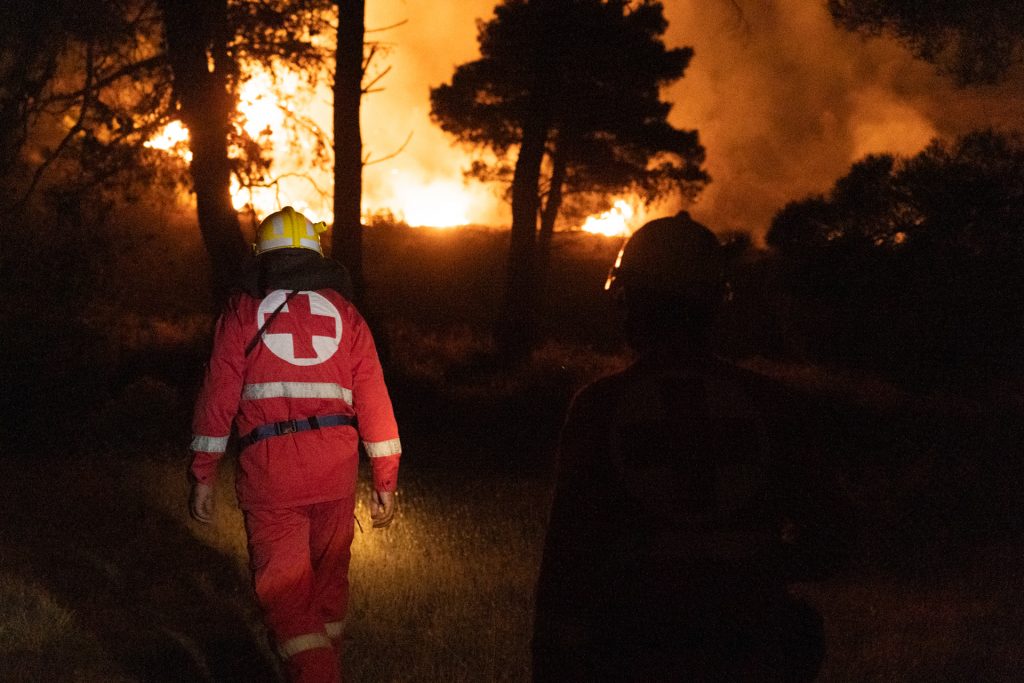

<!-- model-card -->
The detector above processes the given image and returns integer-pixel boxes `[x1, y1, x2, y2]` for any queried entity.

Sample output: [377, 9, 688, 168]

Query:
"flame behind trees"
[1, 0, 338, 305]
[123, 0, 343, 304]
[430, 0, 708, 356]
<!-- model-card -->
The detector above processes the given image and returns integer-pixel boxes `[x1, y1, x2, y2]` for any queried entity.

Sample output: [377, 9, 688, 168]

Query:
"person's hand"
[190, 482, 215, 524]
[370, 490, 395, 528]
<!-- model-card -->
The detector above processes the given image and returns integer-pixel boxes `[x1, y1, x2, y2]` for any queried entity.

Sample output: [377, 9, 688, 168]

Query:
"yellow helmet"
[255, 206, 329, 255]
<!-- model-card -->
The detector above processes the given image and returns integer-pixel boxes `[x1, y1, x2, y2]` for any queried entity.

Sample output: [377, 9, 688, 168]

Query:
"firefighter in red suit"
[188, 206, 400, 683]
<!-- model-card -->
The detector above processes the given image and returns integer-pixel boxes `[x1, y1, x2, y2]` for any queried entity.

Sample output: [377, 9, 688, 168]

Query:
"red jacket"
[190, 289, 400, 510]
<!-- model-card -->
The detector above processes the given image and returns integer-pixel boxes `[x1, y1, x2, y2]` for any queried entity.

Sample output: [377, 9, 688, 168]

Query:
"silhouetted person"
[533, 213, 851, 681]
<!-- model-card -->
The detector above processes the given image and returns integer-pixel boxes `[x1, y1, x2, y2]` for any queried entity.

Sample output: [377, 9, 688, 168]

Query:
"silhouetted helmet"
[605, 211, 724, 298]
[255, 206, 329, 255]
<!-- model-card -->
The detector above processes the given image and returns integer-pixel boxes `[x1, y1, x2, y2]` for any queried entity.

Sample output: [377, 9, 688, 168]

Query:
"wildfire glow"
[143, 62, 622, 232]
[237, 69, 292, 140]
[380, 173, 473, 227]
[581, 200, 635, 236]
[144, 120, 191, 161]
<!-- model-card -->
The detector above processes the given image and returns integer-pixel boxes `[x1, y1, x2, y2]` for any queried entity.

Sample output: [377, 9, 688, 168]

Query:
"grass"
[806, 543, 1024, 681]
[2, 221, 1024, 680]
[344, 472, 549, 682]
[136, 456, 551, 682]
[2, 424, 1023, 681]
[0, 569, 129, 682]
[0, 455, 280, 682]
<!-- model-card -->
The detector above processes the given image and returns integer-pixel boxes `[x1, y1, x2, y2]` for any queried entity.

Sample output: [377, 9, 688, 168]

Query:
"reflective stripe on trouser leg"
[325, 620, 345, 640]
[309, 497, 357, 638]
[278, 632, 333, 659]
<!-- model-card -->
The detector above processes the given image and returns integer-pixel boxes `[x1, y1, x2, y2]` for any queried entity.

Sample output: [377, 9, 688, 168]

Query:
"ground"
[2, 227, 1022, 681]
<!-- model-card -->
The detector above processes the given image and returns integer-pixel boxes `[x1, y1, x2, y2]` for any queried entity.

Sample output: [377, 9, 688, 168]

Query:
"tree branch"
[45, 55, 166, 105]
[366, 19, 408, 33]
[9, 41, 98, 212]
[364, 131, 412, 166]
[362, 65, 392, 94]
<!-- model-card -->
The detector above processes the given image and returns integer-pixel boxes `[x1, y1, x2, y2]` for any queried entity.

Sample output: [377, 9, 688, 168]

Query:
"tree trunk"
[536, 141, 567, 285]
[500, 108, 549, 359]
[159, 0, 247, 309]
[333, 0, 365, 304]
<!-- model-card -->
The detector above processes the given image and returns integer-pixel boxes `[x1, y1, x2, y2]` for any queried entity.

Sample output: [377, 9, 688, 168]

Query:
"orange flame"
[145, 62, 629, 231]
[580, 200, 636, 237]
[144, 120, 191, 161]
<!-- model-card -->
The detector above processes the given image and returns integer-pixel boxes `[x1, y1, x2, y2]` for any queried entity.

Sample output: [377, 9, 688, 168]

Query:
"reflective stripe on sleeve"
[278, 632, 333, 659]
[242, 382, 353, 404]
[324, 620, 345, 639]
[363, 438, 401, 458]
[190, 434, 229, 452]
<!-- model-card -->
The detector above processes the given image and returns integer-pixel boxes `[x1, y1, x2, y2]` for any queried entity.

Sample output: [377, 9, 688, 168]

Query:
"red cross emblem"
[257, 291, 342, 366]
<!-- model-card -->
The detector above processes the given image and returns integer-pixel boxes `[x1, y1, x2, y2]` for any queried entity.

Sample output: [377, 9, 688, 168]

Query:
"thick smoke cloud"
[361, 0, 1024, 234]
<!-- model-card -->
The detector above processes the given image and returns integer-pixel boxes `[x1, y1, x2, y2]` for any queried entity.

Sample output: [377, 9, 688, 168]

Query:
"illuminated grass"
[1, 451, 1022, 681]
[139, 460, 550, 681]
[344, 474, 548, 682]
[144, 455, 1024, 682]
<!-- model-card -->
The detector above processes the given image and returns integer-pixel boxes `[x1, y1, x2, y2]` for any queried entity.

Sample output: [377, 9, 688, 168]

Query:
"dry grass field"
[2, 223, 1023, 681]
[2, 440, 1023, 682]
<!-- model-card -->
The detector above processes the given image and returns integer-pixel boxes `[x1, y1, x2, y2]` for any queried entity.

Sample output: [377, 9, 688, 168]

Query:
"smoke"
[361, 0, 508, 226]
[660, 0, 1024, 237]
[359, 0, 1024, 235]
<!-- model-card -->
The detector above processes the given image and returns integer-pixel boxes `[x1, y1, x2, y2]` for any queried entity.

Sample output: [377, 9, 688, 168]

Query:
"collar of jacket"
[236, 250, 354, 300]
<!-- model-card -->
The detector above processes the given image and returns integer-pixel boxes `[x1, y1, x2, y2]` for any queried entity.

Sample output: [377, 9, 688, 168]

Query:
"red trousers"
[245, 496, 356, 683]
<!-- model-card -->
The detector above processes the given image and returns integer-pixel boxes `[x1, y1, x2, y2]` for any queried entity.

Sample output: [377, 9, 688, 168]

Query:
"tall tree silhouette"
[160, 0, 249, 305]
[333, 0, 365, 302]
[829, 0, 1024, 85]
[431, 0, 706, 356]
[154, 0, 339, 305]
[2, 0, 334, 307]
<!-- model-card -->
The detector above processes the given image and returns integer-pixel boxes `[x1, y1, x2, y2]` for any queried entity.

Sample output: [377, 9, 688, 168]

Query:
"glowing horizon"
[141, 0, 1024, 237]
[144, 60, 639, 232]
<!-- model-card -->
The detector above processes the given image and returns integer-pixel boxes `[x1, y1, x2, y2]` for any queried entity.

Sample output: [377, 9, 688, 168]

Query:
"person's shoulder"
[569, 363, 639, 412]
[321, 289, 361, 320]
[221, 292, 259, 317]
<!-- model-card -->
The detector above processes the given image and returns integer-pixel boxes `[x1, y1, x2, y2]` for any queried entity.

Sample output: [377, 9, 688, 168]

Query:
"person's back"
[189, 207, 399, 682]
[532, 213, 849, 681]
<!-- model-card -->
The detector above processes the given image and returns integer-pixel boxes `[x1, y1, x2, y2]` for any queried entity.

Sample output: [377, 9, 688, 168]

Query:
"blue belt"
[238, 414, 357, 449]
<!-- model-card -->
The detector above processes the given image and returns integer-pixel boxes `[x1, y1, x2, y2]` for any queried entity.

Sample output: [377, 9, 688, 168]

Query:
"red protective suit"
[190, 288, 400, 682]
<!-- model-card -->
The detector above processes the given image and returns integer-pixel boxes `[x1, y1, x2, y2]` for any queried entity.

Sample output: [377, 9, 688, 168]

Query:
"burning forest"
[1, 0, 1024, 680]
